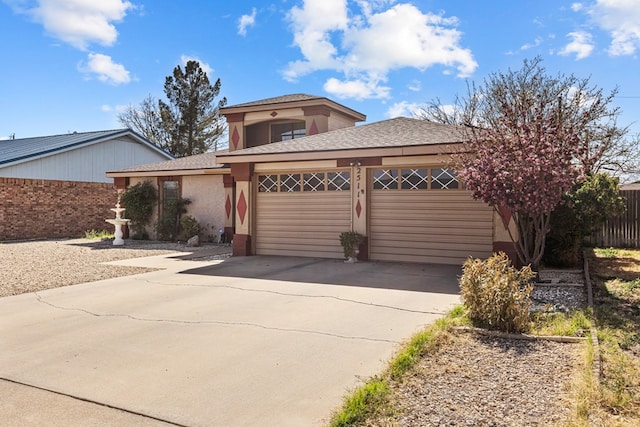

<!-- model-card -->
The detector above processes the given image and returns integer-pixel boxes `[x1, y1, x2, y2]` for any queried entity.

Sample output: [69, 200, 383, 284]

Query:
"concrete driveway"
[0, 254, 462, 426]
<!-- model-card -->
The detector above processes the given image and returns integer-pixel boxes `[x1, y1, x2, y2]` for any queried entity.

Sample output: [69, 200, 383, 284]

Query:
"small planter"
[339, 231, 364, 263]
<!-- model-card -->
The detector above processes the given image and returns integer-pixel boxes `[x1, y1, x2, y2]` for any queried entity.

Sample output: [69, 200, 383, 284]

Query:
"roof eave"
[221, 98, 366, 122]
[216, 143, 464, 164]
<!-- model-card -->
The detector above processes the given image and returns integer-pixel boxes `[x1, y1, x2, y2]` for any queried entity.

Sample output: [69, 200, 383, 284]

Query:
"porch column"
[493, 206, 520, 267]
[223, 174, 234, 243]
[231, 163, 253, 256]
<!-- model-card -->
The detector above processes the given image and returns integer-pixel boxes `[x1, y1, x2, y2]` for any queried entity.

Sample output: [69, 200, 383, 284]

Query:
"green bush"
[119, 181, 157, 239]
[459, 252, 535, 333]
[545, 173, 625, 267]
[180, 215, 201, 239]
[155, 198, 191, 241]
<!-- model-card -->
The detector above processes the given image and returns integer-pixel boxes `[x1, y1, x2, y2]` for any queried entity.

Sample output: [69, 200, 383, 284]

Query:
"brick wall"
[0, 177, 118, 241]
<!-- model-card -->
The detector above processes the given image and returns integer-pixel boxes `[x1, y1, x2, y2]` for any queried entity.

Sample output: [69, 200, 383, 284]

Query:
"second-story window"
[271, 121, 306, 142]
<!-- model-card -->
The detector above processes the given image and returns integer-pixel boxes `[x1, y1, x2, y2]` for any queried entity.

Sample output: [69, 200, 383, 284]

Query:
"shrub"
[180, 215, 202, 240]
[339, 231, 364, 259]
[459, 252, 535, 333]
[545, 173, 625, 267]
[155, 198, 191, 241]
[119, 181, 157, 239]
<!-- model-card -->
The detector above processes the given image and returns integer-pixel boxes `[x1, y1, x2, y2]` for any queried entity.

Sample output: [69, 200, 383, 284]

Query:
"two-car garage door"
[368, 167, 494, 264]
[255, 171, 351, 258]
[254, 167, 493, 264]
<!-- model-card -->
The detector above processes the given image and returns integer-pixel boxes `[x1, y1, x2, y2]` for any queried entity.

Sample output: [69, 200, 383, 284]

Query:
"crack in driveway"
[133, 277, 446, 316]
[33, 292, 401, 344]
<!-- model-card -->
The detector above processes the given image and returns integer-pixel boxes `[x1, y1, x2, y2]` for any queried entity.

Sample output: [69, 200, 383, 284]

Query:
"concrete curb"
[453, 326, 587, 343]
[583, 251, 602, 386]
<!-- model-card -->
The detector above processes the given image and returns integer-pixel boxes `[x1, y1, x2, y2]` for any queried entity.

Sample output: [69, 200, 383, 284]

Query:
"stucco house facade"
[107, 152, 229, 242]
[109, 94, 513, 264]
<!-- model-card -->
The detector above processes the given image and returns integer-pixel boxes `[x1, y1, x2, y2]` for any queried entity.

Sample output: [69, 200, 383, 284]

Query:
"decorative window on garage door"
[372, 168, 459, 190]
[258, 171, 350, 192]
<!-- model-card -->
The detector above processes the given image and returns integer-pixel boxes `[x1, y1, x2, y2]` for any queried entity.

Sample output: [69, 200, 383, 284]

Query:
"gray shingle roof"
[0, 129, 171, 167]
[223, 94, 324, 109]
[219, 117, 465, 158]
[110, 150, 228, 173]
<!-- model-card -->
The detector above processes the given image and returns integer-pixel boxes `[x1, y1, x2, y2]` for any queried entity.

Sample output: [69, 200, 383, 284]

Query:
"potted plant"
[339, 231, 364, 263]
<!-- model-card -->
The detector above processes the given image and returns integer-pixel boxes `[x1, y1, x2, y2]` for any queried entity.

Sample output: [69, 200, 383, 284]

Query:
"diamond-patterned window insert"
[373, 169, 398, 190]
[258, 175, 278, 192]
[431, 168, 459, 190]
[303, 172, 325, 191]
[327, 171, 350, 191]
[280, 173, 301, 192]
[401, 168, 428, 190]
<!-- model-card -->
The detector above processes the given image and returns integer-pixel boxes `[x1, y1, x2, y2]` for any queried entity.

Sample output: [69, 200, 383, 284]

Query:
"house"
[0, 129, 173, 241]
[106, 151, 229, 242]
[108, 94, 513, 264]
[0, 129, 173, 183]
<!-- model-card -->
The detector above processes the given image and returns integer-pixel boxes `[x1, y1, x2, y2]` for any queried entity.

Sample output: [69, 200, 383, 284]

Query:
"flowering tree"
[420, 57, 624, 269]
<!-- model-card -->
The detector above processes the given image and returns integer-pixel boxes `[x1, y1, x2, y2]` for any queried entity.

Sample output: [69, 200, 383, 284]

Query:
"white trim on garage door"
[369, 167, 493, 265]
[255, 170, 351, 258]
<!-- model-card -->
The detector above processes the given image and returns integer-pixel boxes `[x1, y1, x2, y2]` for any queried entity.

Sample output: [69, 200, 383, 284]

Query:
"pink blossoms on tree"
[421, 57, 621, 269]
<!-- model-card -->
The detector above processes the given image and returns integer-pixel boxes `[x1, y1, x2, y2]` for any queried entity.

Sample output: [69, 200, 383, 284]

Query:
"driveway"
[0, 254, 461, 426]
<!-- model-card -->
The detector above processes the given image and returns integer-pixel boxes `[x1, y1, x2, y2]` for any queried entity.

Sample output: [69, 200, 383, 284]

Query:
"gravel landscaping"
[1, 239, 588, 426]
[0, 238, 231, 298]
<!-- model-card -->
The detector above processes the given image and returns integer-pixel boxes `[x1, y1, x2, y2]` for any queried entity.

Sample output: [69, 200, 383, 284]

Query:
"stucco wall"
[124, 176, 225, 241]
[182, 175, 226, 241]
[0, 177, 118, 241]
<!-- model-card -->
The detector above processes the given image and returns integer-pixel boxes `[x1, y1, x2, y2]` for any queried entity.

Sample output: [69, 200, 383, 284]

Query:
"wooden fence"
[590, 190, 640, 248]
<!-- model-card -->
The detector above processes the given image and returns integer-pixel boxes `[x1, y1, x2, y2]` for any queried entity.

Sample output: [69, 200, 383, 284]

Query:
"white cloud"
[10, 0, 134, 50]
[323, 76, 391, 99]
[180, 55, 213, 75]
[521, 36, 543, 50]
[284, 1, 476, 100]
[571, 2, 584, 12]
[588, 0, 640, 56]
[385, 101, 421, 118]
[238, 7, 257, 36]
[407, 79, 421, 92]
[79, 53, 131, 85]
[559, 30, 594, 59]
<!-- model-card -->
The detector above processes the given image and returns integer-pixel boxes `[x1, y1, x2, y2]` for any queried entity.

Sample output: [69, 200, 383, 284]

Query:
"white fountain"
[105, 198, 131, 246]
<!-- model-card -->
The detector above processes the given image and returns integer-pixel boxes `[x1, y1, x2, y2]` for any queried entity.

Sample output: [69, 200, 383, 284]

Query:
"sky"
[1, 0, 639, 143]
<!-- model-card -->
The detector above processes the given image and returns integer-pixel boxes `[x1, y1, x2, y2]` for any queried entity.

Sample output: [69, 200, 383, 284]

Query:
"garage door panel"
[370, 188, 493, 265]
[256, 182, 350, 259]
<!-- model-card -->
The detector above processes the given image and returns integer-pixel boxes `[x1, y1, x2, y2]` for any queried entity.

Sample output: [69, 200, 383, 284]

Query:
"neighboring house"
[0, 129, 173, 241]
[0, 129, 173, 183]
[109, 93, 512, 265]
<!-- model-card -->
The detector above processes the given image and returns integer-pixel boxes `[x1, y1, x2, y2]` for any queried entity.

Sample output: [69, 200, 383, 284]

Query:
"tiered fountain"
[105, 198, 131, 246]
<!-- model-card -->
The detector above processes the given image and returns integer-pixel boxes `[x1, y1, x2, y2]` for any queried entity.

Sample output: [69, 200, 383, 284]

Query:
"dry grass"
[571, 248, 640, 426]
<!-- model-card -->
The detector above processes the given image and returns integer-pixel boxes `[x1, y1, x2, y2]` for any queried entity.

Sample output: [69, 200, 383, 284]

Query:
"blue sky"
[1, 0, 639, 142]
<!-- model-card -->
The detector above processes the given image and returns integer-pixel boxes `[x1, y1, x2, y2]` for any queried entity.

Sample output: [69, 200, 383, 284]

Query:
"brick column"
[231, 163, 253, 256]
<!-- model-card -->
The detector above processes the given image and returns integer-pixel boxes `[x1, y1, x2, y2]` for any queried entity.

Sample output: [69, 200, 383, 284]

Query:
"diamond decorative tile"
[270, 111, 278, 117]
[355, 199, 362, 218]
[231, 126, 240, 149]
[309, 120, 319, 135]
[225, 194, 232, 219]
[237, 191, 247, 224]
[498, 204, 512, 229]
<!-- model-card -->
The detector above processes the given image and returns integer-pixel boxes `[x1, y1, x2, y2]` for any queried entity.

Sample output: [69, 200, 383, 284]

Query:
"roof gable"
[220, 93, 366, 122]
[0, 129, 172, 168]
